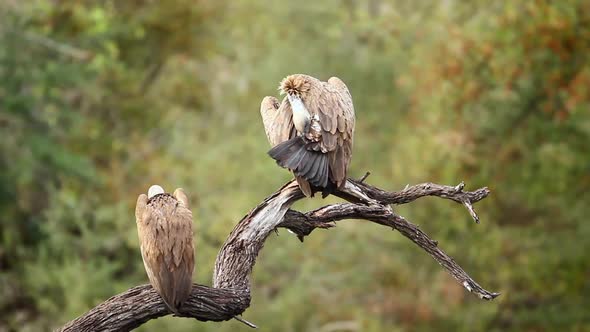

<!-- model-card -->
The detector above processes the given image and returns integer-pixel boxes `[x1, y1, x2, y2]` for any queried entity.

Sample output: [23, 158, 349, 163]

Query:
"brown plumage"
[260, 96, 295, 147]
[135, 185, 194, 313]
[262, 74, 355, 197]
[260, 96, 312, 195]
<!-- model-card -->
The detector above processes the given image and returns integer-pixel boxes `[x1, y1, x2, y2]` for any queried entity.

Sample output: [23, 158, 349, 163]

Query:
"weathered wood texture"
[59, 178, 498, 331]
[59, 285, 249, 332]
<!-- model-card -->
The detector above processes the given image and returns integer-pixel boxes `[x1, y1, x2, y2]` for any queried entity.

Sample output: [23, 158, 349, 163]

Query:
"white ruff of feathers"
[148, 185, 165, 199]
[287, 94, 311, 134]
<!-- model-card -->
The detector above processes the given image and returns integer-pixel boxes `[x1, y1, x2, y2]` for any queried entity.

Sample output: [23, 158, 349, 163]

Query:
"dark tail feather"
[321, 180, 337, 198]
[268, 136, 329, 188]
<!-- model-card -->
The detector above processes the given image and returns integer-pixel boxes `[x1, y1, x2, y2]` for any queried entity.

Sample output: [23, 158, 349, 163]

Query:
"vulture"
[261, 74, 355, 197]
[135, 185, 194, 313]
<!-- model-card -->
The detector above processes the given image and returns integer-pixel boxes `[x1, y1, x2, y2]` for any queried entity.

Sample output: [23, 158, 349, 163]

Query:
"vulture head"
[279, 74, 318, 99]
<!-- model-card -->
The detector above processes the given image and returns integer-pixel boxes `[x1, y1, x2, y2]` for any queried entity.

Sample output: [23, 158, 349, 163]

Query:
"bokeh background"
[1, 1, 589, 331]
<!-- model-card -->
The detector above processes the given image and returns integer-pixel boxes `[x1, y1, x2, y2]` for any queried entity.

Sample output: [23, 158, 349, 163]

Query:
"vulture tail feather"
[268, 136, 329, 189]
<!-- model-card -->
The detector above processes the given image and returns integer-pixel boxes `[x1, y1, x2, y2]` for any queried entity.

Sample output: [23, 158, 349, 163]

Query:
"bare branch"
[60, 178, 497, 331]
[345, 180, 489, 223]
[59, 285, 250, 332]
[349, 179, 489, 205]
[283, 209, 336, 242]
[278, 202, 500, 300]
[358, 171, 371, 183]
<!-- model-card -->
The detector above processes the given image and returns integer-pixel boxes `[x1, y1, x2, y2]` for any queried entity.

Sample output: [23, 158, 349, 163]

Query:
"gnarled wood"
[59, 178, 497, 331]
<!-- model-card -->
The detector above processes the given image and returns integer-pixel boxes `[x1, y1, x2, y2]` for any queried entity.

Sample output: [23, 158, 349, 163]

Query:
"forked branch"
[60, 178, 497, 332]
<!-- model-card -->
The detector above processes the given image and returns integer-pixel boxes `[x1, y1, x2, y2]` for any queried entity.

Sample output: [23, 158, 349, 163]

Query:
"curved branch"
[60, 285, 249, 332]
[354, 180, 490, 206]
[59, 181, 302, 332]
[278, 202, 500, 300]
[338, 180, 489, 223]
[60, 179, 497, 331]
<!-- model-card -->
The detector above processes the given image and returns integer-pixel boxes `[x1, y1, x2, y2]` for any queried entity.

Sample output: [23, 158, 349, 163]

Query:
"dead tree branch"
[60, 178, 497, 331]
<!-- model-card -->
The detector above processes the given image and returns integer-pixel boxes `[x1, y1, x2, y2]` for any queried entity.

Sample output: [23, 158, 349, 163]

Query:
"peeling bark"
[59, 178, 498, 331]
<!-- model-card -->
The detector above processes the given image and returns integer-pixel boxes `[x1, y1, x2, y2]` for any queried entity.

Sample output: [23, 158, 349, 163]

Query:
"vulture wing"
[304, 76, 355, 188]
[260, 96, 297, 147]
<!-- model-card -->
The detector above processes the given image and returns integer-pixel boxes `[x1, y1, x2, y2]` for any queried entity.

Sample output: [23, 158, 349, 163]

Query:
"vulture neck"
[288, 94, 311, 134]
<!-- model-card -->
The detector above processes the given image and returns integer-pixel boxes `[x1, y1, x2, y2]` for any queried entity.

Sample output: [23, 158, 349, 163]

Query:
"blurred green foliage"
[1, 1, 589, 331]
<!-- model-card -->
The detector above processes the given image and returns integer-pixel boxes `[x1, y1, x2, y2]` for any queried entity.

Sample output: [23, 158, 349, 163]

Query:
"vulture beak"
[148, 185, 165, 199]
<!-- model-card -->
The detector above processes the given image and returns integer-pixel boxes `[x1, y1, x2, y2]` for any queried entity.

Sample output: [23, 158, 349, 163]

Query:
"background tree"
[0, 1, 588, 331]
